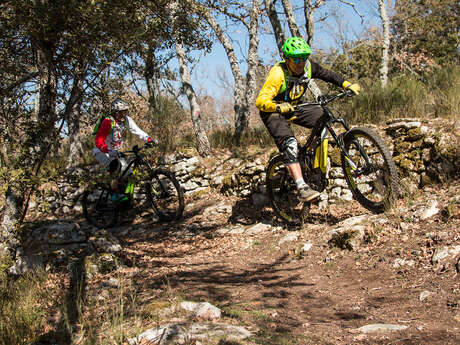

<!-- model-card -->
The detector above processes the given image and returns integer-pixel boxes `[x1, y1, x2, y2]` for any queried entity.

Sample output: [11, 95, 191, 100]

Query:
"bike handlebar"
[116, 142, 157, 158]
[294, 89, 354, 109]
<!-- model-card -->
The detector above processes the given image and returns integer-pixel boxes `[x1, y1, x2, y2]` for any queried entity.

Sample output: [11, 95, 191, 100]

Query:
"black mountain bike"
[82, 143, 184, 228]
[266, 90, 398, 225]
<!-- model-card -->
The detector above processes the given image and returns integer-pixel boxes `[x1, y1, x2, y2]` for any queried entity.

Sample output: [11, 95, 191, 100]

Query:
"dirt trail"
[97, 180, 460, 345]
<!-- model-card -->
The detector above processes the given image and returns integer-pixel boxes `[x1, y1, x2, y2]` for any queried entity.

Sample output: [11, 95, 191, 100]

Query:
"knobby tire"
[341, 127, 398, 213]
[81, 183, 119, 229]
[266, 154, 308, 225]
[144, 168, 184, 222]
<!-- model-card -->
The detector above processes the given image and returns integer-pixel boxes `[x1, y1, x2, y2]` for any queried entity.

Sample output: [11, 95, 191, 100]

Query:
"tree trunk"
[0, 188, 22, 264]
[378, 0, 390, 88]
[203, 8, 250, 146]
[303, 0, 325, 46]
[235, 0, 259, 145]
[267, 0, 322, 99]
[66, 76, 85, 168]
[281, 0, 301, 37]
[264, 0, 285, 52]
[0, 45, 58, 268]
[175, 41, 211, 157]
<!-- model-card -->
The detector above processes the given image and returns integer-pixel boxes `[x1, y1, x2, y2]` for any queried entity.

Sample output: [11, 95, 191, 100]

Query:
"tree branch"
[0, 72, 39, 96]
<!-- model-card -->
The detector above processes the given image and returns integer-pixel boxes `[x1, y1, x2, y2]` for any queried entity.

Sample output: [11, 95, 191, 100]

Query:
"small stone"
[278, 232, 299, 245]
[246, 223, 271, 235]
[106, 277, 119, 287]
[302, 243, 313, 253]
[357, 324, 408, 333]
[420, 200, 439, 220]
[419, 291, 432, 301]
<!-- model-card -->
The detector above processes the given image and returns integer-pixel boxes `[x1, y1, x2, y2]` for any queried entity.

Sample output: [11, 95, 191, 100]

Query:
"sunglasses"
[291, 57, 308, 64]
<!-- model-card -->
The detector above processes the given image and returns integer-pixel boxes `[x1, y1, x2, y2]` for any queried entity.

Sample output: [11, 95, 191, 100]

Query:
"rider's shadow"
[229, 194, 353, 229]
[228, 195, 278, 226]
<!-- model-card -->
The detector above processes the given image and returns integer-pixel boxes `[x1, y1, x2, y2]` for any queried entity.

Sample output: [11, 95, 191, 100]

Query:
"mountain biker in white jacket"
[93, 98, 155, 201]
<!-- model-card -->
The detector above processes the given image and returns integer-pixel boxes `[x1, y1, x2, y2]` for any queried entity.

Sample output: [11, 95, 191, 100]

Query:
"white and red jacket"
[94, 115, 150, 154]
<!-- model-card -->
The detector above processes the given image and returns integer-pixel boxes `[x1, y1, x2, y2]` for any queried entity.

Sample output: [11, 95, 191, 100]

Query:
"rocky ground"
[25, 175, 460, 345]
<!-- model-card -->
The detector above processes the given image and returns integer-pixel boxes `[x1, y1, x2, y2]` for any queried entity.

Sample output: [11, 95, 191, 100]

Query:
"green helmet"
[282, 37, 312, 58]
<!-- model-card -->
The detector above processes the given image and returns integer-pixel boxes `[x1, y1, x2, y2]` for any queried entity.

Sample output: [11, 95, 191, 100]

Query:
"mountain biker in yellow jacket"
[256, 36, 360, 202]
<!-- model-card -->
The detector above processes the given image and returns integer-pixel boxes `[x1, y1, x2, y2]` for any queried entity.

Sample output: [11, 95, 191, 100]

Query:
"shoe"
[111, 192, 128, 203]
[298, 185, 320, 202]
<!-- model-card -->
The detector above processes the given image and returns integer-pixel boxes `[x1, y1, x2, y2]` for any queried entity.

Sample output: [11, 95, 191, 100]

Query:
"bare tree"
[378, 0, 390, 88]
[202, 0, 260, 145]
[281, 0, 301, 37]
[175, 41, 211, 156]
[303, 0, 326, 45]
[169, 1, 211, 156]
[267, 0, 322, 98]
[264, 0, 285, 52]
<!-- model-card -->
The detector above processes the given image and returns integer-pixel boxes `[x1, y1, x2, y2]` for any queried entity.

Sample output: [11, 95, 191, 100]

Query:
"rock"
[8, 253, 44, 275]
[432, 245, 460, 266]
[386, 120, 421, 131]
[328, 225, 365, 250]
[180, 301, 221, 320]
[416, 200, 439, 220]
[337, 215, 368, 227]
[89, 232, 122, 253]
[182, 180, 200, 191]
[105, 277, 120, 287]
[341, 189, 354, 201]
[84, 252, 119, 278]
[216, 226, 245, 236]
[329, 167, 344, 178]
[278, 232, 299, 245]
[246, 223, 272, 235]
[393, 258, 415, 269]
[419, 291, 432, 301]
[302, 243, 313, 253]
[330, 187, 342, 199]
[33, 222, 86, 245]
[128, 323, 251, 345]
[356, 323, 408, 333]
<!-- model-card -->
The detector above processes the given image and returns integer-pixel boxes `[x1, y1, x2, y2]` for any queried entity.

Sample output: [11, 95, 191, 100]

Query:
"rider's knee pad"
[281, 137, 299, 164]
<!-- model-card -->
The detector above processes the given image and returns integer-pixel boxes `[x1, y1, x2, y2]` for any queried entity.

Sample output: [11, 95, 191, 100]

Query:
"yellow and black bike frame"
[313, 127, 329, 174]
[123, 165, 138, 197]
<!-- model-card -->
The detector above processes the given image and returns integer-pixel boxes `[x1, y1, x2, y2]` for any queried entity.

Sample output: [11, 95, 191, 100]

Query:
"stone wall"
[29, 118, 459, 216]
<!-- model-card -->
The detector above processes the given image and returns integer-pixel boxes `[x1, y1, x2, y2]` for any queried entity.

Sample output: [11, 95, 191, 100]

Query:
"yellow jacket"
[256, 62, 303, 113]
[256, 60, 344, 113]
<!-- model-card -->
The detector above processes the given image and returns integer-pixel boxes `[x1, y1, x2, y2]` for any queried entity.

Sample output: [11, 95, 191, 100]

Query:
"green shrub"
[337, 65, 459, 124]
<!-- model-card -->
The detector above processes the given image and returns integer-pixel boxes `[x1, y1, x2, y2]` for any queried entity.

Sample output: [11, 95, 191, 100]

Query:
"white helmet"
[111, 98, 129, 112]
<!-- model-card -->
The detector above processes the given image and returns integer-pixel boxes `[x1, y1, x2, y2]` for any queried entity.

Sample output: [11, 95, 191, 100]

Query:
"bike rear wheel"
[81, 183, 119, 228]
[266, 154, 308, 225]
[341, 127, 398, 213]
[144, 168, 184, 221]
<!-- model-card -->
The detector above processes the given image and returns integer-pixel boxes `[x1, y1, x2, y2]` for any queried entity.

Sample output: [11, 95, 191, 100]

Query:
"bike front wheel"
[81, 183, 119, 228]
[266, 154, 308, 225]
[142, 168, 184, 222]
[341, 127, 398, 213]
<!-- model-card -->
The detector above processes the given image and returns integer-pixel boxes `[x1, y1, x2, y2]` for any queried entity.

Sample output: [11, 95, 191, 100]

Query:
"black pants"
[260, 105, 324, 150]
